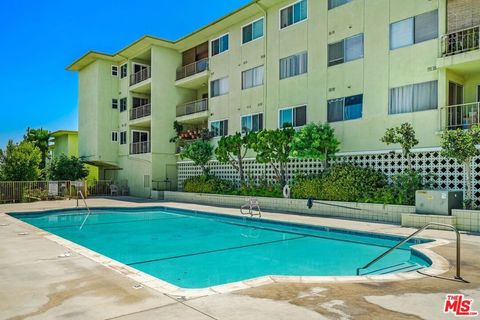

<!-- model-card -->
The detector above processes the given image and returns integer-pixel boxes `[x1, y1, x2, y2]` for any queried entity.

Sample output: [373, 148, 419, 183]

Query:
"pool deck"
[1, 197, 479, 320]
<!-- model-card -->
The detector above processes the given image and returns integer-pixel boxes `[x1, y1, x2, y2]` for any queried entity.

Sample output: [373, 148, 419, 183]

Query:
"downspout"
[255, 1, 268, 126]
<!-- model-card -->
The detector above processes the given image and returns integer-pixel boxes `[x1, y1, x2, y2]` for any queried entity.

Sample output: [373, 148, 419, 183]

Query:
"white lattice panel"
[177, 151, 480, 205]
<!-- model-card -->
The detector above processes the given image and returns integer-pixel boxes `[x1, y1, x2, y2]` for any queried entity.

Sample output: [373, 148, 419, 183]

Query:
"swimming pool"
[10, 207, 432, 288]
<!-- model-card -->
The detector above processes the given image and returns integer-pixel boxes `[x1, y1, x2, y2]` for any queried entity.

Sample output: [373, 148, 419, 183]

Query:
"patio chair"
[110, 184, 119, 196]
[240, 198, 261, 217]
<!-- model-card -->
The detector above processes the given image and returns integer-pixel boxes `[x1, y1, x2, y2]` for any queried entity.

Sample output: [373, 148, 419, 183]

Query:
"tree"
[290, 123, 340, 169]
[0, 140, 41, 181]
[24, 128, 51, 170]
[381, 123, 419, 169]
[180, 140, 213, 175]
[441, 125, 480, 208]
[215, 132, 255, 184]
[46, 154, 89, 181]
[251, 127, 295, 187]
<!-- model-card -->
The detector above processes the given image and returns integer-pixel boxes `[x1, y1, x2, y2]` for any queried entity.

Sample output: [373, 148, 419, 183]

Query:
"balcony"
[441, 26, 480, 57]
[176, 99, 208, 117]
[130, 67, 151, 86]
[175, 59, 209, 89]
[130, 104, 151, 121]
[130, 141, 151, 155]
[440, 102, 480, 130]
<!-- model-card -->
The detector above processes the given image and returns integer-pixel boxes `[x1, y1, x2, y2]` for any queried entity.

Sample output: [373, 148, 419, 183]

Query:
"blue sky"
[0, 0, 251, 148]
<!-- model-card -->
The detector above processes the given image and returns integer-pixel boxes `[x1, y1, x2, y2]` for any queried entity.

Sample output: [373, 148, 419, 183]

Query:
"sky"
[0, 0, 251, 149]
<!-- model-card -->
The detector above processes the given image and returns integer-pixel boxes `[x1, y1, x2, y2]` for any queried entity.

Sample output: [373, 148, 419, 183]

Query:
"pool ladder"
[240, 198, 261, 218]
[356, 223, 462, 280]
[77, 191, 91, 230]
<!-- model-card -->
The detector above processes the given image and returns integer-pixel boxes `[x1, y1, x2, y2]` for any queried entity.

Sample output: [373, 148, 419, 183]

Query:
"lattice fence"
[177, 150, 480, 205]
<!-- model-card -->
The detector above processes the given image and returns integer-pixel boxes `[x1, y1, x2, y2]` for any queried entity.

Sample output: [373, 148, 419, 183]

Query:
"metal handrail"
[77, 191, 91, 230]
[356, 223, 462, 280]
[130, 103, 151, 120]
[176, 58, 209, 81]
[130, 67, 151, 86]
[176, 98, 208, 117]
[441, 25, 480, 56]
[440, 102, 480, 130]
[130, 141, 151, 154]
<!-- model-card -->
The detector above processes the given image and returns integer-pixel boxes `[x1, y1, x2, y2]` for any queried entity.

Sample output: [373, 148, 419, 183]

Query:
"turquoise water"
[11, 207, 432, 288]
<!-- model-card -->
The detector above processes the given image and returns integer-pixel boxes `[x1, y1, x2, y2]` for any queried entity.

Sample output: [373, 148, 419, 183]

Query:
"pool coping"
[3, 205, 452, 299]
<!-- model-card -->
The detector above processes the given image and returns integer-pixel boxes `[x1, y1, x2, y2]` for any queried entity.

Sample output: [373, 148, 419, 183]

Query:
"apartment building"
[68, 0, 480, 196]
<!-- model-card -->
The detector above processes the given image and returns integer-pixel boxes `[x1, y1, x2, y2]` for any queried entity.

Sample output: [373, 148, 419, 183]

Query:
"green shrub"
[292, 164, 388, 202]
[230, 181, 282, 198]
[183, 175, 233, 194]
[364, 170, 428, 205]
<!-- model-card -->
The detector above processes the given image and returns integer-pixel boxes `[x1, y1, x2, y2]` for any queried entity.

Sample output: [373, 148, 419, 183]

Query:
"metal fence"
[87, 180, 129, 196]
[0, 181, 74, 203]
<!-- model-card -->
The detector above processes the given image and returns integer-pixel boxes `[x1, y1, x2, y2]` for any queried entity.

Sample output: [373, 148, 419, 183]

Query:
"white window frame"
[209, 119, 229, 138]
[328, 33, 364, 67]
[278, 104, 307, 128]
[111, 131, 118, 142]
[279, 0, 308, 30]
[242, 65, 264, 90]
[210, 77, 229, 98]
[210, 33, 230, 57]
[119, 97, 127, 112]
[240, 112, 264, 134]
[111, 65, 118, 76]
[241, 17, 265, 45]
[119, 131, 127, 145]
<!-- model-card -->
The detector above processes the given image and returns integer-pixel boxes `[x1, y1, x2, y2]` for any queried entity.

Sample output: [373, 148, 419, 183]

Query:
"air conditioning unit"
[415, 190, 463, 216]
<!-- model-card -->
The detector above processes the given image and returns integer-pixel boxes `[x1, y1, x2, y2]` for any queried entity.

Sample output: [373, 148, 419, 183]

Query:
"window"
[120, 98, 127, 112]
[328, 94, 363, 122]
[120, 64, 127, 78]
[279, 105, 307, 128]
[280, 52, 308, 79]
[211, 34, 229, 56]
[242, 65, 264, 89]
[132, 130, 149, 143]
[328, 34, 364, 66]
[241, 113, 264, 133]
[389, 81, 438, 114]
[390, 10, 438, 50]
[132, 97, 149, 107]
[111, 66, 118, 76]
[210, 77, 229, 97]
[111, 131, 118, 142]
[120, 131, 127, 145]
[243, 18, 264, 44]
[280, 0, 308, 29]
[328, 0, 352, 10]
[210, 120, 228, 137]
[112, 99, 118, 109]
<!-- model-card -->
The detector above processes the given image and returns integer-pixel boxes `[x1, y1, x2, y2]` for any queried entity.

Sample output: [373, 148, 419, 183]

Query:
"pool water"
[11, 207, 432, 288]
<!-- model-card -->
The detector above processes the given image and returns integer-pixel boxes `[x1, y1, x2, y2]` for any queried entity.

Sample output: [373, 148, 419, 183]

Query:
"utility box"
[415, 190, 463, 216]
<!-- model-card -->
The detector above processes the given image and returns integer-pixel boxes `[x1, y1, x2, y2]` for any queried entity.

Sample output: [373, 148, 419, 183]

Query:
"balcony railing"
[176, 58, 209, 81]
[176, 98, 208, 117]
[130, 104, 151, 120]
[441, 25, 480, 56]
[440, 102, 480, 130]
[130, 67, 151, 86]
[130, 141, 151, 154]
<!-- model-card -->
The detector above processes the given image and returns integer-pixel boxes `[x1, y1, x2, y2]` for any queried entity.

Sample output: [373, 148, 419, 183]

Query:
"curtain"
[253, 65, 264, 86]
[280, 6, 292, 28]
[345, 34, 364, 62]
[414, 10, 438, 43]
[413, 81, 438, 112]
[389, 84, 414, 114]
[390, 18, 414, 49]
[294, 0, 307, 23]
[294, 106, 307, 126]
[328, 99, 344, 122]
[219, 78, 229, 95]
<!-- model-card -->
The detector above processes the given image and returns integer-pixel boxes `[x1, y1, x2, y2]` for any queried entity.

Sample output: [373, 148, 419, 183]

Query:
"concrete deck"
[1, 197, 479, 319]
